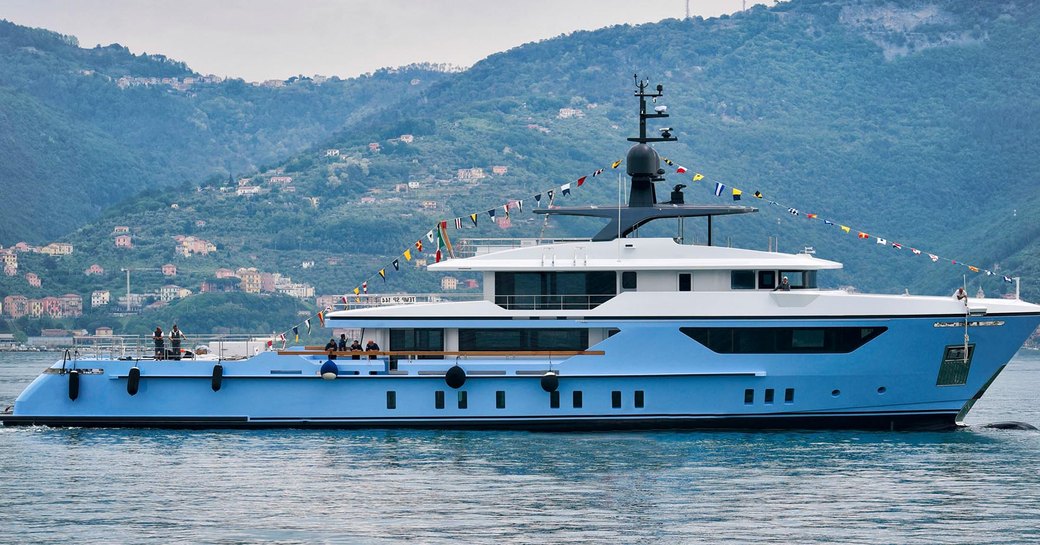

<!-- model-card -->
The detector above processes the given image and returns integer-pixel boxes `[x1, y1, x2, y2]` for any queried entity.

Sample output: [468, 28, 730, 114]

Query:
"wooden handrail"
[278, 349, 605, 357]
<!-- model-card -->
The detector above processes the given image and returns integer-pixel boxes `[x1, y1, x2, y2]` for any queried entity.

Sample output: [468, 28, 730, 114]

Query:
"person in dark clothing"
[350, 339, 362, 360]
[170, 324, 184, 361]
[153, 327, 165, 360]
[773, 276, 791, 291]
[365, 339, 379, 360]
[325, 337, 338, 360]
[338, 334, 348, 352]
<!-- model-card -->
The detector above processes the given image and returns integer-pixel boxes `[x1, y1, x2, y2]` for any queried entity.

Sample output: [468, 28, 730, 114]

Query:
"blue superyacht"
[3, 81, 1039, 430]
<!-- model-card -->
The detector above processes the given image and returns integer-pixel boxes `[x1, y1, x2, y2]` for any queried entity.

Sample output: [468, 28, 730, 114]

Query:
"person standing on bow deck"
[153, 327, 165, 360]
[170, 324, 185, 360]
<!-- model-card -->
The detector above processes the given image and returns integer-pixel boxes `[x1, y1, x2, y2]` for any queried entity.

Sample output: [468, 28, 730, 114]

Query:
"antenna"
[685, 0, 690, 19]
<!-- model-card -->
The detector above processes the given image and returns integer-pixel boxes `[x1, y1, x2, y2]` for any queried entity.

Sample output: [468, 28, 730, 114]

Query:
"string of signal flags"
[660, 156, 1019, 285]
[267, 158, 627, 348]
[266, 155, 1018, 348]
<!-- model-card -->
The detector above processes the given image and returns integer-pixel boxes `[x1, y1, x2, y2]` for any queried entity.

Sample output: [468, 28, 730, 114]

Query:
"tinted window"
[679, 273, 692, 292]
[731, 270, 756, 290]
[758, 271, 776, 289]
[682, 327, 887, 354]
[495, 271, 616, 309]
[622, 272, 638, 291]
[458, 328, 588, 352]
[779, 271, 818, 289]
[390, 328, 444, 360]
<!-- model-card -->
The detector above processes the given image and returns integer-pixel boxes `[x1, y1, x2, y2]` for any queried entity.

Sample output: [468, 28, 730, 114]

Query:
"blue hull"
[3, 314, 1037, 431]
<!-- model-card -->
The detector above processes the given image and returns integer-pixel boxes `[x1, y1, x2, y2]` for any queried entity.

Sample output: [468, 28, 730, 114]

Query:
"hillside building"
[456, 168, 486, 180]
[25, 272, 41, 287]
[91, 290, 110, 308]
[84, 264, 105, 276]
[39, 243, 73, 256]
[115, 235, 133, 248]
[162, 263, 177, 276]
[441, 277, 458, 291]
[237, 268, 262, 293]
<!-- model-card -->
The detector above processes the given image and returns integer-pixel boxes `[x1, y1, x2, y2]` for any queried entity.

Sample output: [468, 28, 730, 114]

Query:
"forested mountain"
[3, 0, 1040, 336]
[0, 19, 451, 242]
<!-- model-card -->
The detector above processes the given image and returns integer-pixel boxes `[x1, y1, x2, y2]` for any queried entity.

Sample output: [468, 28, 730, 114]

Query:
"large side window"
[731, 270, 756, 290]
[682, 327, 887, 354]
[458, 328, 589, 352]
[390, 329, 444, 360]
[495, 271, 615, 309]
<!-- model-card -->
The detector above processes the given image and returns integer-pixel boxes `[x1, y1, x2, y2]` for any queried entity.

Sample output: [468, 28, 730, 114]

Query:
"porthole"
[877, 386, 887, 394]
[831, 389, 840, 397]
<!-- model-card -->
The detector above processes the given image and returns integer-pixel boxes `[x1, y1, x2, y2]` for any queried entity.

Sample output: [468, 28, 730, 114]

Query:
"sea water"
[1, 350, 1039, 544]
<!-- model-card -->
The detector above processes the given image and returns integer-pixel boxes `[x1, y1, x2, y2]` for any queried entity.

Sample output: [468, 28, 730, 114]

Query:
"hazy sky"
[0, 0, 772, 81]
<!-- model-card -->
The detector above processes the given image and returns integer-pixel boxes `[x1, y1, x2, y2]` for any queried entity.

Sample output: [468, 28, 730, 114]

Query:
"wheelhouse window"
[731, 270, 756, 290]
[458, 328, 589, 352]
[679, 273, 692, 292]
[681, 326, 887, 354]
[779, 270, 817, 289]
[758, 271, 776, 290]
[495, 271, 616, 310]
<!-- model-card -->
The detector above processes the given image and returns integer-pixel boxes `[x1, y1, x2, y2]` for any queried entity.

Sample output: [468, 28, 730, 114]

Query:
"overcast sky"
[0, 0, 772, 81]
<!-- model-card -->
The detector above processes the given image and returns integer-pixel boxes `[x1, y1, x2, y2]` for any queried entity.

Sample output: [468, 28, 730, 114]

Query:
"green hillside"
[0, 19, 451, 242]
[3, 0, 1040, 336]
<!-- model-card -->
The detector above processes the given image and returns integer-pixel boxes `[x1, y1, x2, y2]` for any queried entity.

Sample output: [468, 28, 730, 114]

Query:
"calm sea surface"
[2, 350, 1039, 544]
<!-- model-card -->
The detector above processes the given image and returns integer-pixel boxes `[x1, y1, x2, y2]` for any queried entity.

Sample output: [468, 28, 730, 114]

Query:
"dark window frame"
[682, 326, 887, 354]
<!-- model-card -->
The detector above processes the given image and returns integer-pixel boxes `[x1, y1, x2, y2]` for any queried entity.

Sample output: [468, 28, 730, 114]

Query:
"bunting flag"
[340, 295, 348, 304]
[592, 168, 603, 177]
[561, 183, 571, 196]
[305, 319, 311, 335]
[611, 159, 622, 169]
[403, 249, 412, 261]
[534, 193, 542, 203]
[280, 333, 287, 350]
[469, 213, 478, 226]
[379, 268, 386, 281]
[454, 217, 463, 229]
[435, 248, 443, 263]
[502, 203, 510, 218]
[487, 208, 496, 222]
[516, 200, 523, 213]
[317, 311, 325, 328]
[547, 189, 555, 201]
[425, 230, 435, 243]
[392, 259, 400, 271]
[414, 239, 423, 252]
[293, 326, 299, 343]
[676, 166, 688, 174]
[668, 158, 1023, 283]
[1004, 275, 1013, 283]
[438, 221, 455, 258]
[664, 158, 674, 166]
[577, 176, 587, 187]
[362, 281, 368, 294]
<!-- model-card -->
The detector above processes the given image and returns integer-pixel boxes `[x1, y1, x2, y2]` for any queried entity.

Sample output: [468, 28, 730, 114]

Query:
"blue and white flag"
[714, 182, 724, 196]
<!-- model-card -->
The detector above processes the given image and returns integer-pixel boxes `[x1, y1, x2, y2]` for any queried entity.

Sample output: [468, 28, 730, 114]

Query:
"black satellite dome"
[626, 143, 661, 177]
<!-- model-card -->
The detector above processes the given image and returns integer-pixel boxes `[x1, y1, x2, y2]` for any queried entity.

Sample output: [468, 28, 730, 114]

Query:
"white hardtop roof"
[428, 237, 842, 272]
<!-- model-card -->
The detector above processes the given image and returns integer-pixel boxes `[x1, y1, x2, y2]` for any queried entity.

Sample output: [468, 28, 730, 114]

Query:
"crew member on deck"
[955, 287, 968, 301]
[350, 339, 362, 360]
[365, 339, 379, 360]
[774, 276, 791, 291]
[170, 324, 184, 361]
[153, 327, 165, 360]
[338, 334, 348, 352]
[325, 337, 338, 360]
